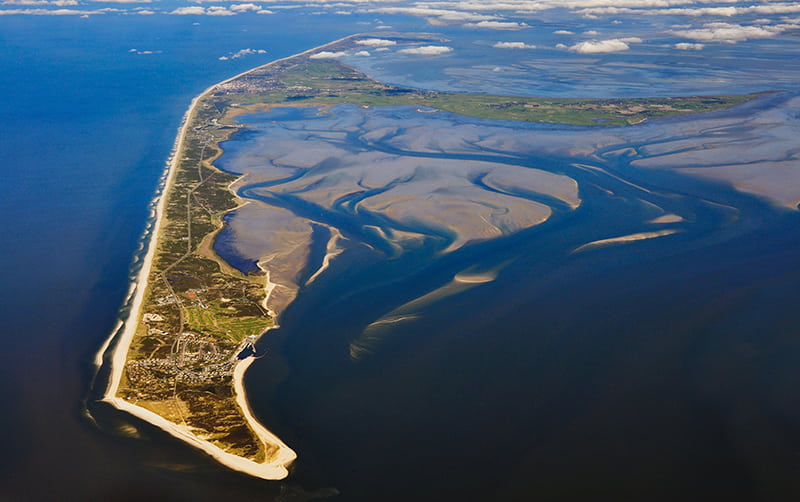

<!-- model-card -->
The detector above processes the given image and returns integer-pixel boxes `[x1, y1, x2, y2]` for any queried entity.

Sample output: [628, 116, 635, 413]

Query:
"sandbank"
[572, 229, 680, 254]
[93, 37, 374, 479]
[647, 213, 684, 224]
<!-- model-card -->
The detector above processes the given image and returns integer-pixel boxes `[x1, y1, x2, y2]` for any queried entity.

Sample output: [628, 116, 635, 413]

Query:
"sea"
[2, 10, 800, 502]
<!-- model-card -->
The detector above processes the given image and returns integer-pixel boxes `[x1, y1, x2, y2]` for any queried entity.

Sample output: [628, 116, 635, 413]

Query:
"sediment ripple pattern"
[220, 105, 581, 314]
[219, 93, 798, 354]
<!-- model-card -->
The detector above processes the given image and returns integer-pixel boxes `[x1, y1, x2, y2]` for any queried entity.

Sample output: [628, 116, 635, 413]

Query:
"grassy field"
[184, 303, 273, 342]
[216, 56, 756, 127]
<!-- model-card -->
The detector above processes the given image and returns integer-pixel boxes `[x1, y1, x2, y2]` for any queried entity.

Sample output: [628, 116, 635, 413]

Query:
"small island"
[101, 33, 757, 479]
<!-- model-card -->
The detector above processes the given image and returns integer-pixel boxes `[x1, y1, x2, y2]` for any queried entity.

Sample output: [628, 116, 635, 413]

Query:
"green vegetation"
[117, 34, 760, 465]
[119, 81, 274, 461]
[185, 303, 273, 342]
[212, 54, 755, 127]
[416, 93, 752, 126]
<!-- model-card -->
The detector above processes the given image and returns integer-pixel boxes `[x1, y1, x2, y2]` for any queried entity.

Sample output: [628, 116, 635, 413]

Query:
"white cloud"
[1, 0, 78, 5]
[493, 41, 536, 49]
[356, 38, 396, 47]
[554, 30, 574, 35]
[584, 30, 599, 35]
[556, 0, 747, 9]
[170, 5, 234, 15]
[568, 38, 637, 53]
[206, 6, 234, 15]
[436, 10, 497, 21]
[466, 20, 527, 29]
[672, 22, 787, 43]
[0, 7, 114, 14]
[219, 48, 266, 61]
[309, 51, 348, 59]
[129, 48, 161, 54]
[355, 50, 371, 56]
[675, 42, 705, 50]
[230, 3, 260, 12]
[384, 0, 800, 29]
[370, 7, 497, 23]
[398, 45, 453, 55]
[88, 0, 150, 3]
[170, 6, 205, 15]
[38, 0, 784, 26]
[574, 2, 800, 18]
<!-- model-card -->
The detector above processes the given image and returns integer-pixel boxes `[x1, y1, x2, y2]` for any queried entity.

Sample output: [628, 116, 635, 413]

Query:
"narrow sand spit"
[95, 36, 363, 479]
[572, 229, 680, 254]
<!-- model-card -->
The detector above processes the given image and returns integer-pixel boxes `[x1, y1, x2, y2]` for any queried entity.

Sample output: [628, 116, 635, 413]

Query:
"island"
[100, 33, 757, 479]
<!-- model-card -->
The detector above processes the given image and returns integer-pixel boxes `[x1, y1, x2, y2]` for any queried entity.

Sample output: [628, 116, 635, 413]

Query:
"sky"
[2, 0, 800, 57]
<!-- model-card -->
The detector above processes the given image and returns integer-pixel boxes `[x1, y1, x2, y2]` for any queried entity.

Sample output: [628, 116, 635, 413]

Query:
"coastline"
[98, 34, 383, 478]
[92, 31, 763, 481]
[95, 41, 343, 478]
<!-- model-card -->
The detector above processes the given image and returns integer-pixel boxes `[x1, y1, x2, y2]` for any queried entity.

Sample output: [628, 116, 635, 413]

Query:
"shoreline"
[92, 35, 367, 479]
[100, 87, 296, 479]
[92, 30, 762, 481]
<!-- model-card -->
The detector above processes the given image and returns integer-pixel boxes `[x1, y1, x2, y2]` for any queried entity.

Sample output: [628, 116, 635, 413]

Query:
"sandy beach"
[92, 38, 374, 479]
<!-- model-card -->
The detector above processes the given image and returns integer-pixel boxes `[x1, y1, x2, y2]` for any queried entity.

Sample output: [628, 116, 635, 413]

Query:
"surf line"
[90, 36, 367, 479]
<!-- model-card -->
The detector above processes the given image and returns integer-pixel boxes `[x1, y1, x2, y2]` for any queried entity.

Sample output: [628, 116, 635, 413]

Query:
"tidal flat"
[96, 42, 799, 483]
[228, 92, 800, 502]
[218, 91, 800, 290]
[6, 6, 800, 500]
[217, 90, 799, 369]
[92, 31, 800, 496]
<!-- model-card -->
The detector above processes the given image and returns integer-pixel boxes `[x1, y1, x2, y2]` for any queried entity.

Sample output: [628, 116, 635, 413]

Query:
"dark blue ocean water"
[221, 100, 800, 502]
[2, 11, 800, 502]
[0, 14, 362, 501]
